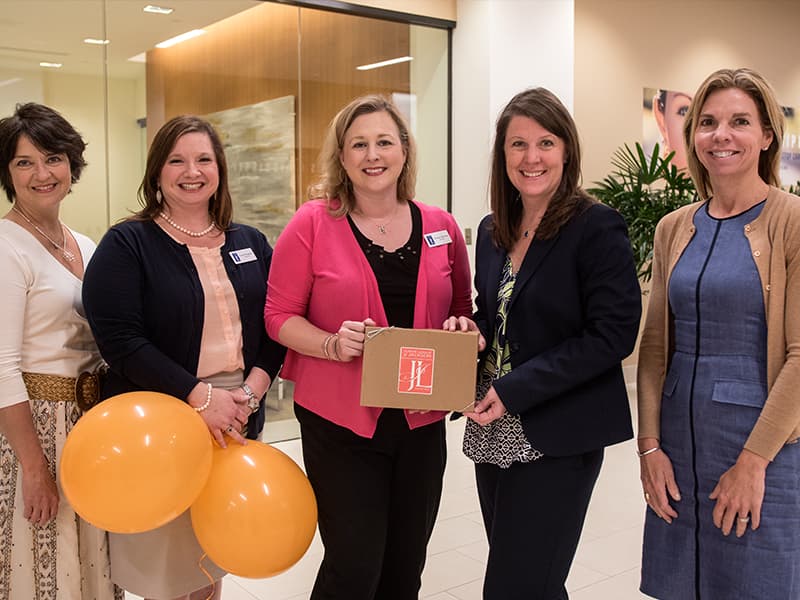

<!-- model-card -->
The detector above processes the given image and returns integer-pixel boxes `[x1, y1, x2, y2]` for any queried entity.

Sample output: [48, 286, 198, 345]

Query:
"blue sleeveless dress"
[640, 201, 800, 599]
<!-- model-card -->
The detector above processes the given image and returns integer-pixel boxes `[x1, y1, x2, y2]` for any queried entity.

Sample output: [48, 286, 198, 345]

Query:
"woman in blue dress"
[637, 68, 800, 599]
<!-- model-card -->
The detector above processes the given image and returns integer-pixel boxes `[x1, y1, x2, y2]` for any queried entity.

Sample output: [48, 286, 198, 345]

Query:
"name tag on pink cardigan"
[424, 230, 452, 248]
[229, 248, 257, 264]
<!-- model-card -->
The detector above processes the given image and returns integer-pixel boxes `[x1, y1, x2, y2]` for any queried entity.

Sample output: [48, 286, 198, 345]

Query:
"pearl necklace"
[12, 205, 75, 262]
[159, 211, 216, 237]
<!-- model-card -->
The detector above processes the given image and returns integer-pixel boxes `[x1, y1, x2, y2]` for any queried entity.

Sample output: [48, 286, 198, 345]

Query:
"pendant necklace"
[357, 203, 399, 235]
[12, 205, 76, 262]
[159, 211, 216, 237]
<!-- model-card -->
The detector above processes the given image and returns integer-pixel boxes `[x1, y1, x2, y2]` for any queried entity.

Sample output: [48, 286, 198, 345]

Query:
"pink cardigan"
[265, 199, 473, 437]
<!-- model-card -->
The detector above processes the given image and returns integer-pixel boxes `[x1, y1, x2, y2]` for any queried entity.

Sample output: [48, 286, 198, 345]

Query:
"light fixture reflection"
[40, 62, 62, 68]
[243, 455, 256, 467]
[144, 434, 151, 447]
[84, 38, 110, 45]
[356, 56, 413, 71]
[144, 4, 174, 15]
[134, 405, 146, 418]
[155, 29, 205, 49]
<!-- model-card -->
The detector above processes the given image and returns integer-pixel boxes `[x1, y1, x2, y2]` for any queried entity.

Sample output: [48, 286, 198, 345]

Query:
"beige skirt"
[109, 371, 242, 598]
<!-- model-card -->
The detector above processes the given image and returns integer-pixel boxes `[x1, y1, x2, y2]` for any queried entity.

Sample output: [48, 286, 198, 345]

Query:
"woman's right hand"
[21, 457, 59, 525]
[188, 384, 249, 447]
[639, 439, 681, 523]
[335, 318, 377, 362]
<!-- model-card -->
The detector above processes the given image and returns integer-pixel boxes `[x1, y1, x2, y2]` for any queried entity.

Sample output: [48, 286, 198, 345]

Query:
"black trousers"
[295, 403, 446, 600]
[475, 449, 604, 600]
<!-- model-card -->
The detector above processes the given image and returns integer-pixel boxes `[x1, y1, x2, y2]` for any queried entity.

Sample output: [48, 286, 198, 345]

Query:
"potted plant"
[588, 142, 696, 282]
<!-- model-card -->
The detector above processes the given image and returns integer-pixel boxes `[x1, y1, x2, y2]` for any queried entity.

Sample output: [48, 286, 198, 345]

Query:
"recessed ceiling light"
[155, 29, 205, 48]
[40, 62, 63, 68]
[84, 38, 110, 45]
[128, 52, 146, 63]
[143, 4, 173, 14]
[356, 56, 413, 71]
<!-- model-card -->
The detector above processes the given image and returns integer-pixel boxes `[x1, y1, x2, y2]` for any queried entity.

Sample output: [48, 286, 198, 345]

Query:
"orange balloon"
[60, 391, 213, 533]
[190, 441, 317, 578]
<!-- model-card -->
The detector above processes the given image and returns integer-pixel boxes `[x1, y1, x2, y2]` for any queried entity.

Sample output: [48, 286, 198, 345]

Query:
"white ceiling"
[0, 0, 262, 79]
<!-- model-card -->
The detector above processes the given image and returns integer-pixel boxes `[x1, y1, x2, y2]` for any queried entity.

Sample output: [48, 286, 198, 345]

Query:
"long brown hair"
[133, 115, 233, 229]
[489, 88, 594, 251]
[683, 68, 783, 201]
[309, 95, 417, 217]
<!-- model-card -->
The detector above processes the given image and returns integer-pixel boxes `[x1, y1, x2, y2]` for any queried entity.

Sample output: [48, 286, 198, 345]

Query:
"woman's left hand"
[442, 316, 487, 352]
[709, 449, 768, 538]
[463, 385, 506, 425]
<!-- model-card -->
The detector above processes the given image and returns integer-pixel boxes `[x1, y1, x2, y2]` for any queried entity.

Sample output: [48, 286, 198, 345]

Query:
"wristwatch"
[240, 383, 260, 413]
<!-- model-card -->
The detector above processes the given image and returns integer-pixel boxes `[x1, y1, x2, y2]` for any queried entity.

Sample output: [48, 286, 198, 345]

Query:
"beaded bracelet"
[636, 446, 660, 458]
[195, 383, 213, 412]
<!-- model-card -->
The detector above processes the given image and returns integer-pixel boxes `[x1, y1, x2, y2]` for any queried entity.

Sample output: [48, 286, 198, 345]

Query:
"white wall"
[452, 0, 574, 263]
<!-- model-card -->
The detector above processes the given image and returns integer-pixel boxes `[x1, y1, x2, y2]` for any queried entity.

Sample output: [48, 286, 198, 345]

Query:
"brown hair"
[683, 68, 783, 200]
[489, 88, 595, 251]
[0, 103, 87, 202]
[309, 95, 417, 217]
[133, 115, 233, 228]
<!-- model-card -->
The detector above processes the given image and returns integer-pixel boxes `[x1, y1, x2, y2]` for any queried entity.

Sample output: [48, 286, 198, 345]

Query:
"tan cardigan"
[637, 186, 800, 460]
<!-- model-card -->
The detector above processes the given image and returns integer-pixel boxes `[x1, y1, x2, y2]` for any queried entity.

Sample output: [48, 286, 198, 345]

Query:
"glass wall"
[0, 0, 451, 441]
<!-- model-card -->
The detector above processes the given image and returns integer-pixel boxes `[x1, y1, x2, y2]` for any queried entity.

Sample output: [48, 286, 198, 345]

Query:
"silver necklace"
[356, 204, 399, 235]
[12, 205, 75, 262]
[159, 211, 216, 237]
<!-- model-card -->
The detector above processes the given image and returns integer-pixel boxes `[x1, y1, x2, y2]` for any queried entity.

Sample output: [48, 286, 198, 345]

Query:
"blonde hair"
[308, 95, 417, 217]
[683, 68, 783, 200]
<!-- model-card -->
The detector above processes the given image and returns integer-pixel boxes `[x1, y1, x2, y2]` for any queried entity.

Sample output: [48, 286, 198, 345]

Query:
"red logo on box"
[397, 347, 435, 395]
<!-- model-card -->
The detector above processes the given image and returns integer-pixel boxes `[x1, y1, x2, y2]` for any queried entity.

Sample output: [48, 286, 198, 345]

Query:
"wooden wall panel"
[146, 2, 410, 206]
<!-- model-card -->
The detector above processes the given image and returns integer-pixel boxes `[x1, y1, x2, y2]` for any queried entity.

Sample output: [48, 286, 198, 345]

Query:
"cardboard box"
[360, 327, 478, 411]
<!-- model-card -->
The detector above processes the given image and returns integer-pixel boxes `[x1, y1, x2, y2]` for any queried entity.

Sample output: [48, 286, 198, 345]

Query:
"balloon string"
[198, 552, 216, 600]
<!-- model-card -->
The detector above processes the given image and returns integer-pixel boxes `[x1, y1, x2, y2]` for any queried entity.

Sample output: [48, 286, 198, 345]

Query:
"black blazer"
[473, 202, 641, 456]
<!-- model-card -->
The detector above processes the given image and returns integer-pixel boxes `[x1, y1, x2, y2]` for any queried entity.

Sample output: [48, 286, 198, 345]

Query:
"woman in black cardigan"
[83, 115, 283, 600]
[446, 88, 641, 599]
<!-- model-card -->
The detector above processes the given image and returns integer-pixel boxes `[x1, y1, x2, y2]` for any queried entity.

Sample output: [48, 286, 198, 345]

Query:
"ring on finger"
[225, 425, 234, 434]
[738, 515, 750, 524]
[644, 492, 651, 502]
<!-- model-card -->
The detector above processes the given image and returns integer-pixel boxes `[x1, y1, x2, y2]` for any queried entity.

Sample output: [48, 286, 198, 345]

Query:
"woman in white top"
[0, 103, 120, 599]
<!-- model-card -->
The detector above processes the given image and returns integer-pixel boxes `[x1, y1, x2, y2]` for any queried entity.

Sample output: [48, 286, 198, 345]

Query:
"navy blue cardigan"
[83, 219, 285, 438]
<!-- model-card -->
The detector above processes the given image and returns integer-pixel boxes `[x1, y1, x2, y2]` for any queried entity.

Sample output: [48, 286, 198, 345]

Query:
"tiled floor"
[126, 399, 650, 600]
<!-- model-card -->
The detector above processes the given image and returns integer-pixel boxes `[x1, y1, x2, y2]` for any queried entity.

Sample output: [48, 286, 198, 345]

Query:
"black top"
[347, 201, 422, 328]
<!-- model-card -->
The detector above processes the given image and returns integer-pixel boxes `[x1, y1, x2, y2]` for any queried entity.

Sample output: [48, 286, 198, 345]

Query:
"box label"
[397, 347, 435, 395]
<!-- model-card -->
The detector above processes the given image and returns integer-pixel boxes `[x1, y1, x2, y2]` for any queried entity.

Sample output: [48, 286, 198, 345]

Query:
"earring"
[156, 188, 162, 204]
[762, 146, 769, 151]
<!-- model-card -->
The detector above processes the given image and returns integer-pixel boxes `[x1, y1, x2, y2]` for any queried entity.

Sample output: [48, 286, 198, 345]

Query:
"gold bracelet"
[637, 446, 660, 458]
[322, 334, 335, 360]
[331, 334, 341, 361]
[195, 383, 212, 412]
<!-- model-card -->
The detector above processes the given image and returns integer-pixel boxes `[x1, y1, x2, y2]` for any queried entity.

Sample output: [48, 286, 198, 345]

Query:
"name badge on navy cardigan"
[229, 248, 257, 264]
[424, 230, 452, 248]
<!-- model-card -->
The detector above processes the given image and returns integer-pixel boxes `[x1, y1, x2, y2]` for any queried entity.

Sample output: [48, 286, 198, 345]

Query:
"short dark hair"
[133, 115, 233, 229]
[490, 87, 594, 250]
[0, 103, 87, 202]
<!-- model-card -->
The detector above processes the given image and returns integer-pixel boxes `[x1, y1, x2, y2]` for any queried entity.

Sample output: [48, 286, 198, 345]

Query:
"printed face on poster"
[643, 87, 800, 187]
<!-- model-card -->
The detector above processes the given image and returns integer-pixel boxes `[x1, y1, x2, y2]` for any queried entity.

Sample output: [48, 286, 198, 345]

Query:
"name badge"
[229, 248, 257, 264]
[424, 230, 452, 248]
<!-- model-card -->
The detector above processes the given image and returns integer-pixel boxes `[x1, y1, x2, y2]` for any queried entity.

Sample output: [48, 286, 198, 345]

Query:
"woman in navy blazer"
[446, 88, 641, 599]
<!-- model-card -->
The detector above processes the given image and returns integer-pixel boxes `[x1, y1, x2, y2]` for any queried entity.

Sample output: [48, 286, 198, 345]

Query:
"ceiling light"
[0, 77, 22, 88]
[84, 38, 110, 45]
[128, 52, 146, 63]
[143, 4, 173, 14]
[356, 56, 413, 71]
[155, 29, 205, 49]
[40, 62, 62, 68]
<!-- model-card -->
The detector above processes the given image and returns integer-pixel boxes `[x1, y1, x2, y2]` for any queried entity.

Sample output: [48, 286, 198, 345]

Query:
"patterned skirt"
[0, 397, 122, 600]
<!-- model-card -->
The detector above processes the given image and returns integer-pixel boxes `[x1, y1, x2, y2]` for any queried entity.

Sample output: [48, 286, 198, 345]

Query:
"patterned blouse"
[463, 257, 543, 468]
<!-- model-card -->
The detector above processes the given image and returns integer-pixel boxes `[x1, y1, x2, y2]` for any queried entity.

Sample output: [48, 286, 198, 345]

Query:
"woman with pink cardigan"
[265, 95, 472, 600]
